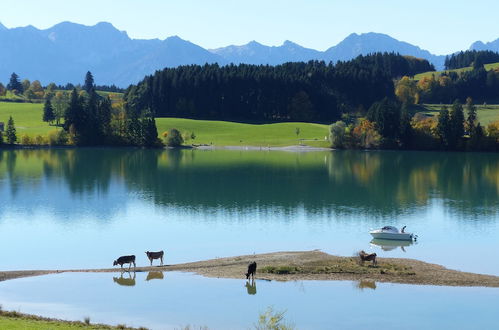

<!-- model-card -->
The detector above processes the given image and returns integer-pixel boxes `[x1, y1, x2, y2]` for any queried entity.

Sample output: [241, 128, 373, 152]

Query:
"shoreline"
[2, 250, 499, 287]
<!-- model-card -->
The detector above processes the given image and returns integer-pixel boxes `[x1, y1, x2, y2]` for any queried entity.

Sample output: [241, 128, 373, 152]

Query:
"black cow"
[113, 255, 136, 270]
[246, 261, 257, 280]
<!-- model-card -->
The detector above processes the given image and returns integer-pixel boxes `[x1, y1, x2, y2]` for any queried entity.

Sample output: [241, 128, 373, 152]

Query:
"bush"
[34, 135, 46, 145]
[20, 134, 33, 145]
[48, 130, 68, 146]
[164, 128, 184, 147]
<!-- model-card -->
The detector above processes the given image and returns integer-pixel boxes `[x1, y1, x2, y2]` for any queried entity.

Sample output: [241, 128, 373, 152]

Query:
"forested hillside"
[125, 53, 434, 122]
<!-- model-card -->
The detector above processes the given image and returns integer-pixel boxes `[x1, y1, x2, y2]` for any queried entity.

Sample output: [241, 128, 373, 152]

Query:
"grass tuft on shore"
[260, 258, 416, 276]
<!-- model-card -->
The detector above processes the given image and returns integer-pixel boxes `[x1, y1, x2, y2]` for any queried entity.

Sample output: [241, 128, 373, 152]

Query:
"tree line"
[445, 50, 499, 70]
[329, 97, 499, 151]
[124, 53, 434, 123]
[0, 72, 124, 102]
[1, 72, 160, 147]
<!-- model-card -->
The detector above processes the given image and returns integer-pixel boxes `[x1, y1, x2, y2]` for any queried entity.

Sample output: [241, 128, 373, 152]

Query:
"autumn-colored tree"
[395, 76, 418, 104]
[352, 119, 381, 149]
[487, 121, 499, 143]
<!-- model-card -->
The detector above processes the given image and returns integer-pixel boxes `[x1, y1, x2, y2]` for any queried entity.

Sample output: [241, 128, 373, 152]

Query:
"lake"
[1, 148, 498, 274]
[1, 148, 499, 328]
[0, 272, 498, 330]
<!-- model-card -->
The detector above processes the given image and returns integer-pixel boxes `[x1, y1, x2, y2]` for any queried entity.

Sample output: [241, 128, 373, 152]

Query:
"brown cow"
[145, 250, 164, 266]
[359, 250, 377, 266]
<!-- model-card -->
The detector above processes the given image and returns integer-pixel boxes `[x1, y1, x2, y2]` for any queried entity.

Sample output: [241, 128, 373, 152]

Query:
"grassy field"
[156, 118, 330, 147]
[0, 101, 58, 136]
[0, 101, 329, 146]
[2, 100, 498, 146]
[414, 62, 499, 80]
[416, 104, 499, 126]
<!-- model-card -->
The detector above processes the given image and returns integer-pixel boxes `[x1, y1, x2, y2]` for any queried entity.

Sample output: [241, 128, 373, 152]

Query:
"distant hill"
[470, 38, 499, 52]
[322, 33, 445, 69]
[210, 40, 322, 65]
[0, 21, 498, 87]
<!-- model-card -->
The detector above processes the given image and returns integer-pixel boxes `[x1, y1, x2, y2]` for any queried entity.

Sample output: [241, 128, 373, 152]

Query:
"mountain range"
[0, 21, 498, 87]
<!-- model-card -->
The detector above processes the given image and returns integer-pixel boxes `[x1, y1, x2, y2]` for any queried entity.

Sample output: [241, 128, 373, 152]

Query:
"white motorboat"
[369, 226, 415, 241]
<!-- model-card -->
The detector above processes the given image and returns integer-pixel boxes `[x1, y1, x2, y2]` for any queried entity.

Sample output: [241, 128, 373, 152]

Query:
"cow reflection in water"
[356, 280, 376, 290]
[113, 272, 136, 286]
[146, 271, 164, 281]
[245, 279, 257, 295]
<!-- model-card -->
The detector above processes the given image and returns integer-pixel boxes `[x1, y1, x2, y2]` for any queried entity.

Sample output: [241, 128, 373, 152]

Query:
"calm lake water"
[1, 148, 499, 274]
[0, 272, 498, 330]
[1, 148, 499, 328]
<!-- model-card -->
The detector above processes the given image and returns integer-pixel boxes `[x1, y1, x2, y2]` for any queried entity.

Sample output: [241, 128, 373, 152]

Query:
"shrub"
[165, 128, 184, 147]
[255, 307, 294, 330]
[20, 134, 33, 145]
[34, 135, 46, 145]
[47, 130, 68, 146]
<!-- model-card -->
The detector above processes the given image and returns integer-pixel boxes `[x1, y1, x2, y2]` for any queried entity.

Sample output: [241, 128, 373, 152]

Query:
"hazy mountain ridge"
[470, 38, 499, 52]
[0, 21, 497, 86]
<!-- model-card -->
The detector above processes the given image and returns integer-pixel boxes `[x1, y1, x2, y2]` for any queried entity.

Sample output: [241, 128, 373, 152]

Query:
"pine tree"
[465, 97, 477, 134]
[43, 99, 56, 124]
[399, 103, 413, 148]
[449, 100, 465, 149]
[0, 130, 3, 145]
[437, 106, 451, 148]
[7, 73, 23, 93]
[141, 115, 159, 146]
[6, 116, 17, 144]
[84, 71, 95, 93]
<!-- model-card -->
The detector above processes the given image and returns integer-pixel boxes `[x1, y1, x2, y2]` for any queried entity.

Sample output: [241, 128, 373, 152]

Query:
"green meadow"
[0, 101, 329, 147]
[416, 104, 499, 126]
[156, 118, 330, 147]
[0, 101, 58, 136]
[414, 62, 499, 81]
[2, 100, 499, 146]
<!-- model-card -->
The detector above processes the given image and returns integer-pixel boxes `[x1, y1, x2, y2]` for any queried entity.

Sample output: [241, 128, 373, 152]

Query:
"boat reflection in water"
[370, 239, 414, 252]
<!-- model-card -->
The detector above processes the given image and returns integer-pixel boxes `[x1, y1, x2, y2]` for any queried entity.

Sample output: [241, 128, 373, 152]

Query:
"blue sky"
[1, 0, 498, 55]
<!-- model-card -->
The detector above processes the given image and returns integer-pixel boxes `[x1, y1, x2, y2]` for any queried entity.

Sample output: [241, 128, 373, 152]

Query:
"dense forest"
[124, 53, 434, 122]
[445, 50, 499, 70]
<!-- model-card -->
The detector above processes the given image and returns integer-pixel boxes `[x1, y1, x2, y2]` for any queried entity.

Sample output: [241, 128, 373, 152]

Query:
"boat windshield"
[381, 226, 399, 232]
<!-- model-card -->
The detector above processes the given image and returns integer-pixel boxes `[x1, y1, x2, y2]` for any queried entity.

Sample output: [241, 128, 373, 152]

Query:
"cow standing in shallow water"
[113, 255, 136, 270]
[146, 250, 164, 266]
[246, 261, 257, 280]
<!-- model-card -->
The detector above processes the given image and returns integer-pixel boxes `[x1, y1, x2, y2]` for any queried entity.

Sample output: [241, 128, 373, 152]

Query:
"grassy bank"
[0, 101, 330, 147]
[414, 62, 499, 80]
[2, 100, 499, 147]
[0, 309, 142, 330]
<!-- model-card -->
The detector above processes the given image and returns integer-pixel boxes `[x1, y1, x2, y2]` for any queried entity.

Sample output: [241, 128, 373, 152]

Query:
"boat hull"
[370, 232, 413, 241]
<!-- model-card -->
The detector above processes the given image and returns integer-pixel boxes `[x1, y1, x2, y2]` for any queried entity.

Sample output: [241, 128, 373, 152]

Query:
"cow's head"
[113, 260, 118, 266]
